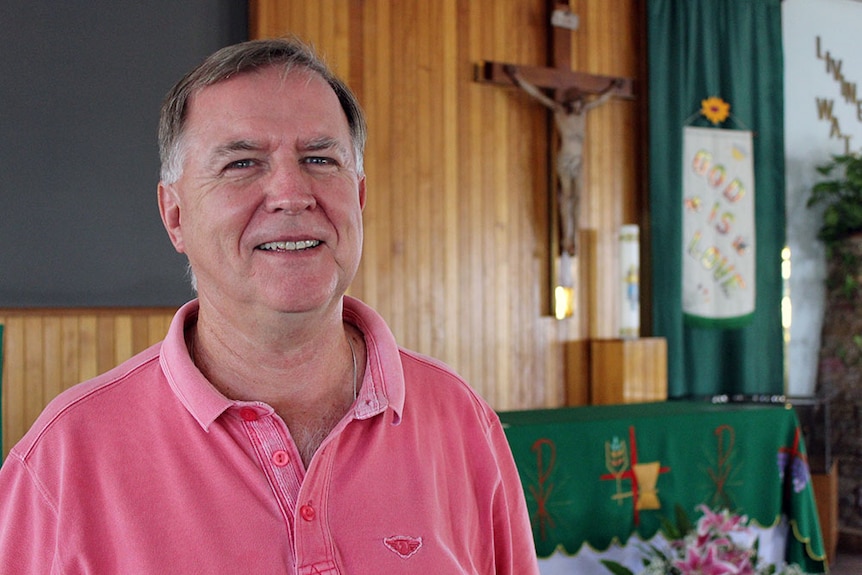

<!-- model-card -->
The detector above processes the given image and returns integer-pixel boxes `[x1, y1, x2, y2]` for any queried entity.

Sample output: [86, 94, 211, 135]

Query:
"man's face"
[158, 66, 366, 316]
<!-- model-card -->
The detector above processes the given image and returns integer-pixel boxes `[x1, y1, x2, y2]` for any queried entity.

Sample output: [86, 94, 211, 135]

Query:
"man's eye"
[304, 156, 336, 166]
[226, 159, 256, 170]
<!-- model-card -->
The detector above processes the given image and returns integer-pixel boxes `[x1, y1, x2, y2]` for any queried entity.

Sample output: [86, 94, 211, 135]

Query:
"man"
[0, 38, 539, 574]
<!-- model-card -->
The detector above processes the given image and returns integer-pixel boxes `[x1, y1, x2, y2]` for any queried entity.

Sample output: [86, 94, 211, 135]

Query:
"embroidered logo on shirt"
[383, 535, 423, 558]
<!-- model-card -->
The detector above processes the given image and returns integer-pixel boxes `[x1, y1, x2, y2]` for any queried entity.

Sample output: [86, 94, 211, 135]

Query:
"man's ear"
[358, 176, 367, 211]
[158, 182, 186, 254]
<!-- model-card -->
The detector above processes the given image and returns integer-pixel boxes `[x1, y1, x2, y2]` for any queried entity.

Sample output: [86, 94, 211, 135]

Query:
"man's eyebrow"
[299, 136, 349, 156]
[205, 136, 351, 163]
[210, 139, 265, 158]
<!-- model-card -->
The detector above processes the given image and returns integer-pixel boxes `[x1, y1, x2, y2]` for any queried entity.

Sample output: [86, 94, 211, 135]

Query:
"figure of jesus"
[505, 65, 620, 256]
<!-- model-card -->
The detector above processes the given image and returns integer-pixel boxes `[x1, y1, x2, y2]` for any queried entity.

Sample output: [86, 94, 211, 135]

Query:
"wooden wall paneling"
[429, 1, 449, 363]
[389, 1, 414, 350]
[501, 1, 548, 409]
[78, 315, 98, 382]
[486, 1, 512, 407]
[23, 317, 44, 437]
[414, 0, 430, 357]
[460, 0, 479, 401]
[251, 0, 355, 78]
[477, 2, 497, 406]
[97, 316, 115, 375]
[508, 2, 536, 408]
[3, 318, 25, 454]
[114, 315, 133, 368]
[429, 2, 450, 363]
[441, 1, 460, 370]
[61, 316, 81, 392]
[353, 1, 390, 343]
[459, 0, 482, 403]
[42, 317, 63, 411]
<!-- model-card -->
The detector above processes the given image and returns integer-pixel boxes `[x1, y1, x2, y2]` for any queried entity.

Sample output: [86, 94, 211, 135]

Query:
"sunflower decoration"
[701, 96, 731, 125]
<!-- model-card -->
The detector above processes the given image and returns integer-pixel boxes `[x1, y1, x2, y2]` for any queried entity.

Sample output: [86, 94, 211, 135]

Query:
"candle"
[619, 225, 640, 338]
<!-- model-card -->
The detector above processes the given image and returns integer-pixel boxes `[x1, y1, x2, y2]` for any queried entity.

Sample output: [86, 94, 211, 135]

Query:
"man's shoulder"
[398, 347, 465, 385]
[397, 347, 497, 426]
[10, 343, 165, 459]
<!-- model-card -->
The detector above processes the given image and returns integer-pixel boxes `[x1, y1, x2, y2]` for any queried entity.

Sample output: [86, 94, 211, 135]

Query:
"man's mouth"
[257, 240, 321, 252]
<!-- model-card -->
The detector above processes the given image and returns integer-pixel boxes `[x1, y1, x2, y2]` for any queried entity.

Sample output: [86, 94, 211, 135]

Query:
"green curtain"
[648, 0, 786, 398]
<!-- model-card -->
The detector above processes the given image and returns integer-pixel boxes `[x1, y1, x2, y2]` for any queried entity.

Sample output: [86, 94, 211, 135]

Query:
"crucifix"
[475, 1, 634, 318]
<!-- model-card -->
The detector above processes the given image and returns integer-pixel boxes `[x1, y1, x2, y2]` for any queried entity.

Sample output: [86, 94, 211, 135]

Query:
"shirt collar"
[160, 300, 232, 430]
[343, 295, 405, 425]
[160, 297, 405, 430]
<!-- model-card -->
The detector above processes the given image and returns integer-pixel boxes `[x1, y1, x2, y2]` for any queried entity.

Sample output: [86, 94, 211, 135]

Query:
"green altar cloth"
[498, 401, 827, 573]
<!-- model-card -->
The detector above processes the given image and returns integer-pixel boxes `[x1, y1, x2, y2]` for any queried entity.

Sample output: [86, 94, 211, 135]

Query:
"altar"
[499, 401, 827, 573]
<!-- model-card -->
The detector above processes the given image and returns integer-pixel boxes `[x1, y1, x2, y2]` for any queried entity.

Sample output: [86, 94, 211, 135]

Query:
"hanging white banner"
[682, 126, 756, 325]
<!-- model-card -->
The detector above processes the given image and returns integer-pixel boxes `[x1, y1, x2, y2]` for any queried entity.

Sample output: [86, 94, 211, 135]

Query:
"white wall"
[783, 0, 862, 396]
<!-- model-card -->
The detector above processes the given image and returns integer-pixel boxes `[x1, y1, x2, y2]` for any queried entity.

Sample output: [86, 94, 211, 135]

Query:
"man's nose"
[264, 163, 317, 214]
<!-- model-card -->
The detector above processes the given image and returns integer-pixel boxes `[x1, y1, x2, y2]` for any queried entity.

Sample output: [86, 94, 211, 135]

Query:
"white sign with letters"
[682, 127, 756, 324]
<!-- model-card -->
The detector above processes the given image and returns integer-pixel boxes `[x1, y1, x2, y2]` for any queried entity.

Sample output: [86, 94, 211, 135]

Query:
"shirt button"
[272, 450, 289, 467]
[300, 504, 316, 521]
[239, 407, 258, 422]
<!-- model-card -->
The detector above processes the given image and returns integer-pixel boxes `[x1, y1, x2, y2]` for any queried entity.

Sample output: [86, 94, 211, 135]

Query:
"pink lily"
[696, 505, 748, 537]
[673, 543, 742, 575]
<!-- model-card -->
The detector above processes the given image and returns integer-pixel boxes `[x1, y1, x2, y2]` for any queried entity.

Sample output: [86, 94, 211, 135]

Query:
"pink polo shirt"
[0, 297, 539, 574]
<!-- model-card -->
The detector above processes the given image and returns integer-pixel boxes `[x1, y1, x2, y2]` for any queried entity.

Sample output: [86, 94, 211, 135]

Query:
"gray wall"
[0, 1, 248, 307]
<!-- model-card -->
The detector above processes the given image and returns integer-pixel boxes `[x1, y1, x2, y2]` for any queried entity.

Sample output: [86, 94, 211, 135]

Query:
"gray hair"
[158, 37, 367, 183]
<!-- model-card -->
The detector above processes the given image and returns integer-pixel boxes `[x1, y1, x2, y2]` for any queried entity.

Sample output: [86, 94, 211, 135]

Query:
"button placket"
[294, 447, 341, 573]
[236, 405, 304, 527]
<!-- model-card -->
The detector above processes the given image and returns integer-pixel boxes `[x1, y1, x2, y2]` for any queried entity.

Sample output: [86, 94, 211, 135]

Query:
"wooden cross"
[475, 1, 634, 317]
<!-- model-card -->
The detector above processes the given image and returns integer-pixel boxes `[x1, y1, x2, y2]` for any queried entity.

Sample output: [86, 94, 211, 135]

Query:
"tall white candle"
[619, 225, 640, 338]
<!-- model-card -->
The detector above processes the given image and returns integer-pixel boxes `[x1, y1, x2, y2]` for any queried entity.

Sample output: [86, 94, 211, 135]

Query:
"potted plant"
[807, 153, 862, 297]
[808, 154, 862, 242]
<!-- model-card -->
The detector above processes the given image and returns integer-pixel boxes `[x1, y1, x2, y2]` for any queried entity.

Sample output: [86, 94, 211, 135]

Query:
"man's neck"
[187, 297, 366, 466]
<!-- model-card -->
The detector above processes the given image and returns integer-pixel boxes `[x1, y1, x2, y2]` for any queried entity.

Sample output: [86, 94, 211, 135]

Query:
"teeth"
[258, 240, 320, 251]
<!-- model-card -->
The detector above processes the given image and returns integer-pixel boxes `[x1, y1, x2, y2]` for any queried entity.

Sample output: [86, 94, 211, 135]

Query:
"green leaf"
[599, 559, 636, 575]
[658, 514, 681, 539]
[674, 503, 694, 534]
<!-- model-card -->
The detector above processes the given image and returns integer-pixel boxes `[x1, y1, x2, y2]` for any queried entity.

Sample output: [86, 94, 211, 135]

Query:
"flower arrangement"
[601, 505, 811, 575]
